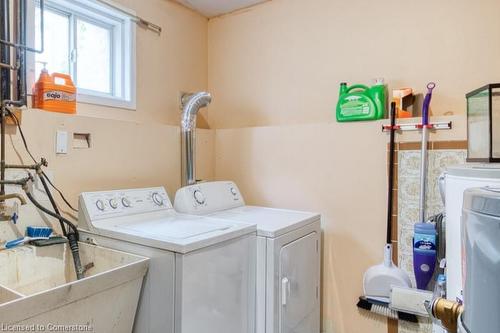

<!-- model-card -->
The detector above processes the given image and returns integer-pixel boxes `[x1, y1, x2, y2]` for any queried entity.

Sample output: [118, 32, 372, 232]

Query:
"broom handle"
[419, 126, 429, 223]
[419, 82, 435, 223]
[387, 102, 396, 245]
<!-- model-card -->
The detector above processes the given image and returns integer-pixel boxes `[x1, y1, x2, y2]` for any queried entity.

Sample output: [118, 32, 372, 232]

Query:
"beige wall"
[208, 0, 500, 128]
[207, 0, 482, 332]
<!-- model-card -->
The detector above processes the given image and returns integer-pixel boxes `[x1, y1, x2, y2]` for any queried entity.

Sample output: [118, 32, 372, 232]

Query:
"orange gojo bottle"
[33, 70, 76, 114]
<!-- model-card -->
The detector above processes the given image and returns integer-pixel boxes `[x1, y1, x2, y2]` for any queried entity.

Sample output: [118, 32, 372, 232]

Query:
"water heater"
[460, 187, 500, 332]
[444, 164, 500, 303]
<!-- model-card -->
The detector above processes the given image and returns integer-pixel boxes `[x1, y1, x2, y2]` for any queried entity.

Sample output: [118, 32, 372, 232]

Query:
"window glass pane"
[35, 7, 70, 78]
[76, 19, 112, 94]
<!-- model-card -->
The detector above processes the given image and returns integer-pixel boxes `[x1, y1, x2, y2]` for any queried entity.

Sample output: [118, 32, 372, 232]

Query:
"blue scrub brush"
[1, 226, 53, 250]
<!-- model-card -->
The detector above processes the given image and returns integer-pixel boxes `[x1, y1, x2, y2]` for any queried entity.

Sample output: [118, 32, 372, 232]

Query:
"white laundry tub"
[0, 242, 148, 332]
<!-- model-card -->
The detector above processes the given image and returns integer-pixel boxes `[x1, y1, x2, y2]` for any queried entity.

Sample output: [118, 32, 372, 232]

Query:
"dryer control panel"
[174, 181, 245, 214]
[79, 187, 172, 224]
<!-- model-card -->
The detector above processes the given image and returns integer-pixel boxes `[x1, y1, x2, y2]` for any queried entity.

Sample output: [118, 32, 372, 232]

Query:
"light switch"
[56, 130, 68, 154]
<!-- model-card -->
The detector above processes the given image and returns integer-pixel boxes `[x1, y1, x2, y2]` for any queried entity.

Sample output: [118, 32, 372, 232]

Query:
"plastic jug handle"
[51, 73, 73, 85]
[345, 84, 370, 93]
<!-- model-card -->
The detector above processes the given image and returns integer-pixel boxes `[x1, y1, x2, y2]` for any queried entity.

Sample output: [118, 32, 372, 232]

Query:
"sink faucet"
[0, 193, 27, 205]
[0, 193, 27, 223]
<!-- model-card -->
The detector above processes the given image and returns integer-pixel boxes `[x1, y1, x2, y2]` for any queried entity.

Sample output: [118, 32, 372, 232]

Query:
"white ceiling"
[175, 0, 267, 17]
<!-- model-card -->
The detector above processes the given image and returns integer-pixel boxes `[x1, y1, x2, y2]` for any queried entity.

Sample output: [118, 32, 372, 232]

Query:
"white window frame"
[28, 0, 136, 110]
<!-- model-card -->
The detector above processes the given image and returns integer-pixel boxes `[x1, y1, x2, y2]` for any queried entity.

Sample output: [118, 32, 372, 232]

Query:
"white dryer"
[78, 187, 256, 333]
[174, 181, 321, 333]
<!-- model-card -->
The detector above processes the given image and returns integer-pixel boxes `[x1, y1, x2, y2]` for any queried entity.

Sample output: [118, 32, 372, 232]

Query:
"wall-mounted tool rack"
[382, 121, 452, 132]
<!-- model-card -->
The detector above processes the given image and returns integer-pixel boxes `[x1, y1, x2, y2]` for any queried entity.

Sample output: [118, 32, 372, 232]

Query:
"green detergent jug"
[336, 80, 386, 122]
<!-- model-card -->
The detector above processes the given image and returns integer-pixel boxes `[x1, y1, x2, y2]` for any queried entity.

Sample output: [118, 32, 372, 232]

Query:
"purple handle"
[422, 82, 436, 126]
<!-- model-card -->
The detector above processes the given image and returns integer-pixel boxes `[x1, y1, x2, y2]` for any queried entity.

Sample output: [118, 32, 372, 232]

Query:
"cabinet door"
[279, 232, 319, 333]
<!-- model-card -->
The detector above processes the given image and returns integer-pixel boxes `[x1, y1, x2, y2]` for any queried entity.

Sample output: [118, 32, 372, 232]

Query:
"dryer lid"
[211, 206, 320, 238]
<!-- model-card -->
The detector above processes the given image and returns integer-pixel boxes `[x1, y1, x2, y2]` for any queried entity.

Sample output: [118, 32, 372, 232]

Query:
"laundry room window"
[30, 0, 136, 109]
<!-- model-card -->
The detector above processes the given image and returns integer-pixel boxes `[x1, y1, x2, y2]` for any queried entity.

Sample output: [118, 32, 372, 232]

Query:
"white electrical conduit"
[95, 0, 162, 34]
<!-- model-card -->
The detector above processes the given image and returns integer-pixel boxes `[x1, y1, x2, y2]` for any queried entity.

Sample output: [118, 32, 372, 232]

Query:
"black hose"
[25, 191, 78, 236]
[39, 174, 68, 236]
[1, 104, 82, 279]
[67, 232, 84, 280]
[5, 107, 78, 212]
[25, 191, 84, 280]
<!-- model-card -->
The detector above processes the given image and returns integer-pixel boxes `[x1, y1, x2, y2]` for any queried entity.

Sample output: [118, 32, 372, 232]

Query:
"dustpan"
[364, 244, 411, 300]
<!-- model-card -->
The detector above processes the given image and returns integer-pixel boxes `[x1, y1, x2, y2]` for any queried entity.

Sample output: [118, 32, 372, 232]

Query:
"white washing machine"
[174, 181, 321, 333]
[444, 164, 500, 304]
[78, 187, 256, 333]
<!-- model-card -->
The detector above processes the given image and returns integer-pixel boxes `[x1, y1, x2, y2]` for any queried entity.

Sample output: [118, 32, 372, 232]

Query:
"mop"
[413, 83, 438, 290]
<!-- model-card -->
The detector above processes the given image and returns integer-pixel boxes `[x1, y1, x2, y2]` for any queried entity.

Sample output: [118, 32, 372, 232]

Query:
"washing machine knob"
[230, 187, 237, 196]
[122, 197, 131, 207]
[95, 199, 105, 211]
[152, 192, 164, 206]
[109, 199, 118, 209]
[194, 190, 205, 205]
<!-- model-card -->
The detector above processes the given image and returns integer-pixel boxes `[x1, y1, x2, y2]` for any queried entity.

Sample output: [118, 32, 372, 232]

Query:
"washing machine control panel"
[174, 181, 244, 214]
[80, 187, 172, 221]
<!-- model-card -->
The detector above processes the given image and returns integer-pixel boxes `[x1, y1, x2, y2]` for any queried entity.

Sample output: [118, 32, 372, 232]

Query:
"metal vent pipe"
[180, 92, 211, 186]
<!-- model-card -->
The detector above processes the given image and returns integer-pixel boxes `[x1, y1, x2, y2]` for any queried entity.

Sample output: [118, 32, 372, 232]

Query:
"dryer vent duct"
[180, 92, 211, 186]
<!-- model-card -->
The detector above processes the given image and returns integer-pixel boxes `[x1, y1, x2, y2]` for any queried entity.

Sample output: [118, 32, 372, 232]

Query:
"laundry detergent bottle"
[336, 79, 386, 122]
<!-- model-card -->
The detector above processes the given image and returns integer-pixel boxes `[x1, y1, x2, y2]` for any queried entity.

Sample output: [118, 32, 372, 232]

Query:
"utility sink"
[0, 242, 148, 332]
